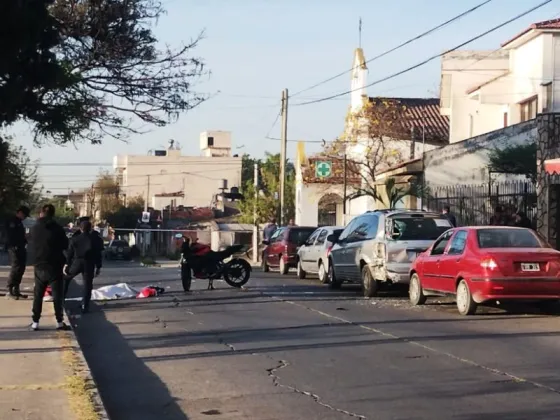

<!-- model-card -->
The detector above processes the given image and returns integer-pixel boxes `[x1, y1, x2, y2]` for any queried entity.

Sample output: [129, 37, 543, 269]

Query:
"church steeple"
[350, 47, 368, 112]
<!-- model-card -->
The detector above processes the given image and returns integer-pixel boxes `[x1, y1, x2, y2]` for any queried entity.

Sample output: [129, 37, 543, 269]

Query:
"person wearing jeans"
[29, 204, 70, 331]
[5, 205, 30, 299]
[63, 220, 103, 313]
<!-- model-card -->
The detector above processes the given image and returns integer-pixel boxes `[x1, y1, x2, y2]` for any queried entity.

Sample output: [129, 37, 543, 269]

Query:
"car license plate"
[521, 263, 539, 272]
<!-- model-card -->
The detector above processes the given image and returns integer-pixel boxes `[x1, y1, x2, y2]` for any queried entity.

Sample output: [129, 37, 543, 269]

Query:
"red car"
[409, 226, 560, 315]
[262, 226, 316, 275]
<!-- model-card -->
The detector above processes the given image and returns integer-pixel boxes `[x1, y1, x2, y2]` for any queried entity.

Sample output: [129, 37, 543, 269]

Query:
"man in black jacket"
[5, 205, 30, 299]
[29, 204, 70, 331]
[64, 220, 103, 313]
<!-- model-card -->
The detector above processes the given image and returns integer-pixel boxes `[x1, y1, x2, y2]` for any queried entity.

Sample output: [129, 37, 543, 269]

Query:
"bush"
[166, 249, 181, 261]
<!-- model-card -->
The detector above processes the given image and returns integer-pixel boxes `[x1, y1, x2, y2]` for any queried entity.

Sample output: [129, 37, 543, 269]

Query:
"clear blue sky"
[12, 0, 559, 193]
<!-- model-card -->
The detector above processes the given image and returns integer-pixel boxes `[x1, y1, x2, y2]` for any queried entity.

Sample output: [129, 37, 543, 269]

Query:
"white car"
[296, 226, 343, 283]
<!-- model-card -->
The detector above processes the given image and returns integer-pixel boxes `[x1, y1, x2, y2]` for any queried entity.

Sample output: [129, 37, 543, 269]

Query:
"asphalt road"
[65, 262, 560, 420]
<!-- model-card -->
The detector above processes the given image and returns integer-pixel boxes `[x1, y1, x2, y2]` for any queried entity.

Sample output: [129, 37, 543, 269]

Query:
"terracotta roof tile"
[368, 97, 449, 146]
[502, 18, 560, 47]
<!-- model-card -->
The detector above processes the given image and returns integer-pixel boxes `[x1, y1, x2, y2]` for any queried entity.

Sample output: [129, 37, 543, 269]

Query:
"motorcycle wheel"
[181, 263, 192, 292]
[223, 259, 251, 288]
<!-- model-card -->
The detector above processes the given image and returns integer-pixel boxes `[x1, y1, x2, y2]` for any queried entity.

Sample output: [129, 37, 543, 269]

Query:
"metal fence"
[424, 181, 537, 226]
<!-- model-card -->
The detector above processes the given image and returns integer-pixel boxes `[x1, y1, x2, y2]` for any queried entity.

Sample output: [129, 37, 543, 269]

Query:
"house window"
[208, 136, 214, 146]
[520, 96, 538, 122]
[503, 112, 508, 128]
[543, 82, 553, 112]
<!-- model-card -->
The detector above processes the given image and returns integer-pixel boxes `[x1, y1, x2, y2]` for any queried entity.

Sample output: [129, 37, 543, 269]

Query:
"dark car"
[105, 239, 132, 260]
[262, 226, 316, 275]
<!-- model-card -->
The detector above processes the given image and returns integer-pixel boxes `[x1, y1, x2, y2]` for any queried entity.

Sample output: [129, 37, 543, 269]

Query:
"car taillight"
[480, 258, 498, 270]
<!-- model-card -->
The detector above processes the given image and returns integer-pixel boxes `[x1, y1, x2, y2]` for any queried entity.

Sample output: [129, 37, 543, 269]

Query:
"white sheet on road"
[65, 283, 138, 301]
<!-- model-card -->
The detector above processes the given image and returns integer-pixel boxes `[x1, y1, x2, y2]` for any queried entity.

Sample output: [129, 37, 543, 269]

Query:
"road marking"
[270, 297, 560, 396]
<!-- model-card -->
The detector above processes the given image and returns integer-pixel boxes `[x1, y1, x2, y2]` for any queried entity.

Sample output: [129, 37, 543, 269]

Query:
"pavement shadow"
[69, 302, 189, 420]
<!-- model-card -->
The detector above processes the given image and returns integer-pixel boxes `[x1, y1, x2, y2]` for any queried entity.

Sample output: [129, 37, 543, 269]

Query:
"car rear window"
[477, 228, 542, 248]
[288, 228, 316, 245]
[392, 217, 452, 241]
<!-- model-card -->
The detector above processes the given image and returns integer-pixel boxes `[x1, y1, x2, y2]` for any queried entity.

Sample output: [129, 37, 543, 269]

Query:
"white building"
[441, 18, 560, 143]
[295, 48, 449, 226]
[114, 132, 242, 209]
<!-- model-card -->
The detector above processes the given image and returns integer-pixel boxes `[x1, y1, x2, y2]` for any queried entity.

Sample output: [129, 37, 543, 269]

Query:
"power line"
[293, 0, 552, 107]
[290, 0, 494, 98]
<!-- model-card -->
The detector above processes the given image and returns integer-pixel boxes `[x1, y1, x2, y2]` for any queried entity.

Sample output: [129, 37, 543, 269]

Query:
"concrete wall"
[424, 120, 536, 186]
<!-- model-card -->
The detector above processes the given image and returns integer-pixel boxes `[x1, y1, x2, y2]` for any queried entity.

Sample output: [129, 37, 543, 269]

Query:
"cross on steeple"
[359, 17, 362, 48]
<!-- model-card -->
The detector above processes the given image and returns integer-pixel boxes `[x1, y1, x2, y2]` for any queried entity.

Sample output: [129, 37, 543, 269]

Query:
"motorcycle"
[176, 234, 252, 291]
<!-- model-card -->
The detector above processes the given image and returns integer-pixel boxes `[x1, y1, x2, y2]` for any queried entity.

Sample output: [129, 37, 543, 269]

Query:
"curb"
[64, 307, 111, 420]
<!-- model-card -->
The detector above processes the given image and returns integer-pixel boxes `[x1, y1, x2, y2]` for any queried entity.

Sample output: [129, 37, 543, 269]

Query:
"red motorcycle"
[177, 235, 251, 291]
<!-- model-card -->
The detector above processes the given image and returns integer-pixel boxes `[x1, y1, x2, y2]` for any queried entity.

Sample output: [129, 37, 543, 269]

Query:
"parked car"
[297, 226, 343, 283]
[327, 210, 453, 297]
[262, 226, 317, 275]
[409, 226, 560, 315]
[105, 239, 132, 260]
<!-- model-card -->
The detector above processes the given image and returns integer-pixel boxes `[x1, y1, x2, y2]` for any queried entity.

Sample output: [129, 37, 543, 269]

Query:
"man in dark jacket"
[63, 221, 103, 313]
[29, 204, 69, 331]
[5, 206, 30, 299]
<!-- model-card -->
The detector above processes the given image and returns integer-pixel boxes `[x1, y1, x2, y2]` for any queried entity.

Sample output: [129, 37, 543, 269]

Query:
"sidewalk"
[0, 272, 107, 420]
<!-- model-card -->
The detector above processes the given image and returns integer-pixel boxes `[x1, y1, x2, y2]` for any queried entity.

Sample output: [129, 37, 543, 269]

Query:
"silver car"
[297, 226, 343, 283]
[328, 210, 453, 297]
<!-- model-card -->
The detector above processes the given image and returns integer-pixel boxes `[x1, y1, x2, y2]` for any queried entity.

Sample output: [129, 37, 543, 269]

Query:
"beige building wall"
[114, 140, 242, 209]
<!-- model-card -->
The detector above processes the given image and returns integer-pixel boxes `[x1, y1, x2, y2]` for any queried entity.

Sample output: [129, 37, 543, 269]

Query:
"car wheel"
[296, 261, 306, 279]
[362, 265, 380, 298]
[328, 260, 342, 289]
[318, 261, 328, 284]
[456, 279, 477, 316]
[262, 255, 270, 273]
[409, 273, 427, 306]
[279, 257, 289, 275]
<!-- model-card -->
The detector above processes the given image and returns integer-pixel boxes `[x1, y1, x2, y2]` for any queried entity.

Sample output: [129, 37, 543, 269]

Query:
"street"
[66, 262, 560, 420]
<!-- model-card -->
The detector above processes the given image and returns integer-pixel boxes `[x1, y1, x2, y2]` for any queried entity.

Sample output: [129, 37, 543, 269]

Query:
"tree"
[0, 138, 40, 220]
[35, 197, 76, 226]
[488, 142, 537, 182]
[0, 1, 79, 134]
[326, 98, 411, 202]
[381, 177, 425, 210]
[105, 195, 144, 231]
[237, 153, 295, 224]
[1, 0, 207, 145]
[95, 172, 121, 219]
[241, 154, 260, 189]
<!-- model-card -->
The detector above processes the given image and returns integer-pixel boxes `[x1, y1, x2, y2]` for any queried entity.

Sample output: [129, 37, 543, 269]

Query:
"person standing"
[441, 205, 457, 227]
[263, 217, 278, 242]
[29, 204, 70, 331]
[63, 221, 103, 314]
[5, 206, 30, 299]
[513, 211, 533, 229]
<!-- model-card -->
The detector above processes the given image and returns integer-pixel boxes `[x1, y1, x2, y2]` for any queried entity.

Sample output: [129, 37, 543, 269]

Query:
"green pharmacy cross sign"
[315, 161, 332, 178]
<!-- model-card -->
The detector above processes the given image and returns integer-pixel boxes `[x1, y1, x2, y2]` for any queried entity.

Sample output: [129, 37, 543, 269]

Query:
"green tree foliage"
[1, 0, 207, 145]
[0, 139, 40, 220]
[488, 142, 537, 182]
[105, 195, 144, 231]
[35, 197, 76, 226]
[237, 153, 295, 224]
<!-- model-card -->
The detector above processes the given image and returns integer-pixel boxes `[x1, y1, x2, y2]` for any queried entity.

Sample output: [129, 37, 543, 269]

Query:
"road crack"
[266, 360, 367, 419]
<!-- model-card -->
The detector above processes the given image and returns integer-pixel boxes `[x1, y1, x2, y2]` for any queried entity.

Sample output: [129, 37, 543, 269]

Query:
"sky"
[11, 0, 560, 194]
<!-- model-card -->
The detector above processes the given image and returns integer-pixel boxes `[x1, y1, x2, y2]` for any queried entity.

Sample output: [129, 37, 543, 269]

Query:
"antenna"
[359, 17, 362, 48]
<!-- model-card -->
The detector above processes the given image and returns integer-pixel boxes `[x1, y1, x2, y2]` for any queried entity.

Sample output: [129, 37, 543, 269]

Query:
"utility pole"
[279, 88, 288, 226]
[144, 175, 150, 212]
[252, 162, 259, 264]
[343, 149, 348, 222]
